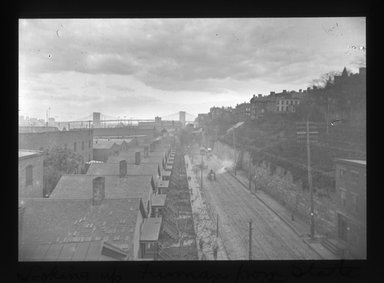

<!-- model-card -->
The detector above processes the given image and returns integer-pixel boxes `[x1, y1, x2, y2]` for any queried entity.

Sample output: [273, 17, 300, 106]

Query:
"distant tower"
[179, 111, 186, 126]
[93, 112, 101, 128]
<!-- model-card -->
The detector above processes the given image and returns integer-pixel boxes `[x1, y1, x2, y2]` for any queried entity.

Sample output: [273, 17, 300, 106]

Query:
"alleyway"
[187, 146, 321, 260]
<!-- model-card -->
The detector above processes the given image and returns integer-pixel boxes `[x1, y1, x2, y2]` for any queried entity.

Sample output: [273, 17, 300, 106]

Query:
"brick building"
[19, 128, 93, 164]
[18, 150, 44, 198]
[334, 158, 366, 258]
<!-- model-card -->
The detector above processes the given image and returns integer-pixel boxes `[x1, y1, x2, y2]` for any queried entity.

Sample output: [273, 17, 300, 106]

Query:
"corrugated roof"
[51, 175, 152, 205]
[19, 198, 140, 261]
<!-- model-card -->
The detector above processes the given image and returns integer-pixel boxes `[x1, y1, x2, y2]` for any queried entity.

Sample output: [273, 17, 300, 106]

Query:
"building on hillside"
[19, 150, 44, 198]
[18, 196, 147, 261]
[209, 106, 233, 120]
[334, 158, 366, 259]
[249, 94, 276, 119]
[234, 102, 251, 122]
[19, 129, 93, 166]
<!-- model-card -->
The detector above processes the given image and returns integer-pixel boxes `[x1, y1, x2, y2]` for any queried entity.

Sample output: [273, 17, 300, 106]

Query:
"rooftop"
[108, 153, 163, 164]
[19, 197, 142, 260]
[19, 150, 43, 159]
[151, 194, 167, 207]
[87, 163, 159, 177]
[140, 217, 162, 242]
[335, 158, 366, 166]
[51, 174, 153, 205]
[93, 140, 119, 149]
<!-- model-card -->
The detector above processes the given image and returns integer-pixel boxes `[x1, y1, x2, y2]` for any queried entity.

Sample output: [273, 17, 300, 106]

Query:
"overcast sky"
[19, 18, 365, 121]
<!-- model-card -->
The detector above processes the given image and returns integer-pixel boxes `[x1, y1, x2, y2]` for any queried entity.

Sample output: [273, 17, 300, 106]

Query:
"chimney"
[270, 91, 275, 96]
[119, 160, 127, 177]
[92, 177, 105, 206]
[135, 152, 141, 165]
[299, 89, 302, 93]
[283, 90, 287, 93]
[258, 94, 262, 98]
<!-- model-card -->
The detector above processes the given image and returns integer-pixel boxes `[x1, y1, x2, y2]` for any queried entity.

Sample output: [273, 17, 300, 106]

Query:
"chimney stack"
[135, 152, 141, 165]
[299, 89, 302, 93]
[270, 91, 275, 96]
[92, 177, 105, 206]
[119, 160, 127, 177]
[258, 94, 262, 98]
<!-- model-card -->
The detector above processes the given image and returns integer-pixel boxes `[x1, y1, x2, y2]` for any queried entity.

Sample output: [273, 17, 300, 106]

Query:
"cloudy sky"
[19, 18, 365, 121]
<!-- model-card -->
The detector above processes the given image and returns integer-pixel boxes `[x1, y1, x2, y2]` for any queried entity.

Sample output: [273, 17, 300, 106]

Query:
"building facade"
[19, 150, 44, 198]
[334, 158, 366, 259]
[19, 128, 93, 164]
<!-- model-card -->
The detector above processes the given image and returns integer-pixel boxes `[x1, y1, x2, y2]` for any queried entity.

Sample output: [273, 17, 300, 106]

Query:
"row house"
[250, 94, 276, 119]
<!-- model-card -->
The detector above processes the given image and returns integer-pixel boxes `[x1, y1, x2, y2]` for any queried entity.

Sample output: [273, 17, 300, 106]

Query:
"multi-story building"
[234, 102, 251, 122]
[18, 150, 44, 198]
[250, 94, 276, 119]
[19, 128, 93, 165]
[334, 158, 366, 259]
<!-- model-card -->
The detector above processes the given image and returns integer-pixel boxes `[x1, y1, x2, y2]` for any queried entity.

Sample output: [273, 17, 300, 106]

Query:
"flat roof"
[151, 194, 166, 207]
[140, 218, 162, 242]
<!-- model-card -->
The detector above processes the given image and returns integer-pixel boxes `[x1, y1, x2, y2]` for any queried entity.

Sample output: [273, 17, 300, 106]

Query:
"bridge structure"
[54, 111, 197, 130]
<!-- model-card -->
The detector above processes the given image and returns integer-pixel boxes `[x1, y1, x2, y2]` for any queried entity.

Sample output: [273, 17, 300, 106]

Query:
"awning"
[140, 217, 162, 242]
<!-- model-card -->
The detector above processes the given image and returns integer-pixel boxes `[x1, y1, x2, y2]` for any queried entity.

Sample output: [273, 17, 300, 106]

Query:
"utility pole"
[296, 120, 317, 240]
[306, 120, 315, 239]
[249, 221, 252, 260]
[216, 214, 219, 238]
[248, 157, 252, 191]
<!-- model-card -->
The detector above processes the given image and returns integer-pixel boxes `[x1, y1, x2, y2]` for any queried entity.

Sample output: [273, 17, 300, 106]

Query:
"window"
[352, 193, 359, 213]
[74, 142, 77, 152]
[340, 188, 346, 207]
[82, 141, 84, 151]
[351, 170, 360, 184]
[26, 165, 33, 186]
[339, 167, 346, 178]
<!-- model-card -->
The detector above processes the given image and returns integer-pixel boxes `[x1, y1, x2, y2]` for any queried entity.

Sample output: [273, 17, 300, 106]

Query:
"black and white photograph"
[18, 18, 366, 261]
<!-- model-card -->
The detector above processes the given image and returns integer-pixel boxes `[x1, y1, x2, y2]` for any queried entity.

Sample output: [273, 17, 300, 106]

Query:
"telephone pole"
[306, 120, 315, 239]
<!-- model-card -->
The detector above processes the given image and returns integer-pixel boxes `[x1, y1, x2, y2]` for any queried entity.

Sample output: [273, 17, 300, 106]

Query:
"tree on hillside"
[43, 146, 84, 197]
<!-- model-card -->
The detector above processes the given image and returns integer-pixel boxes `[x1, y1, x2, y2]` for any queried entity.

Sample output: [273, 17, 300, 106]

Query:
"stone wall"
[213, 141, 338, 238]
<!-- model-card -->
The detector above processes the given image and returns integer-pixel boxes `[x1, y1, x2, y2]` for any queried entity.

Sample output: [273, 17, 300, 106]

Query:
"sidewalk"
[210, 155, 339, 260]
